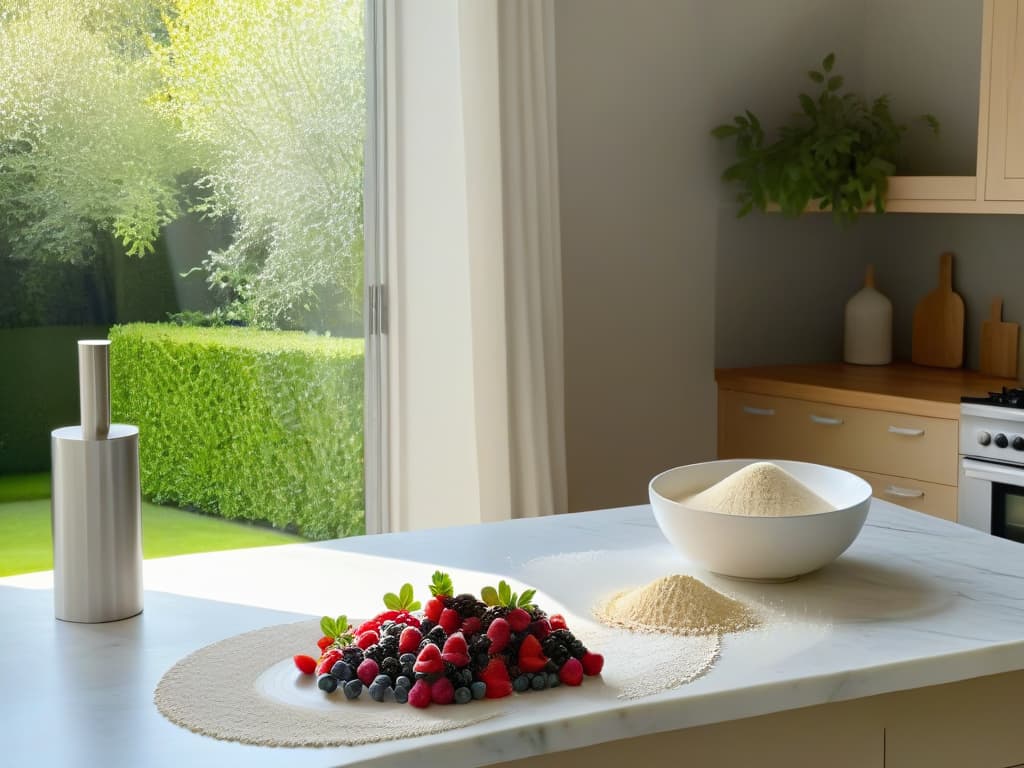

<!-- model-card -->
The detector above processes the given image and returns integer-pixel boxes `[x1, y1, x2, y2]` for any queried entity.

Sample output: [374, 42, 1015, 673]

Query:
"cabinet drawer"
[718, 390, 958, 486]
[848, 469, 957, 522]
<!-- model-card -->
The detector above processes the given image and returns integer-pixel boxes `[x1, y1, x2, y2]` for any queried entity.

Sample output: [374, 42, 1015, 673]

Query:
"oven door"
[960, 458, 1024, 541]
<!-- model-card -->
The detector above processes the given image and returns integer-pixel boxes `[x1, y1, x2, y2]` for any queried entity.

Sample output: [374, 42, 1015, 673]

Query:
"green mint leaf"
[518, 589, 536, 608]
[429, 571, 454, 597]
[336, 616, 348, 634]
[383, 592, 401, 610]
[481, 586, 499, 606]
[408, 600, 421, 611]
[498, 580, 512, 606]
[320, 616, 336, 637]
[399, 583, 413, 606]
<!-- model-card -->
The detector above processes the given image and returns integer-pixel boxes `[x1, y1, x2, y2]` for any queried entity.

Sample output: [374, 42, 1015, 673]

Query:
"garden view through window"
[0, 0, 369, 576]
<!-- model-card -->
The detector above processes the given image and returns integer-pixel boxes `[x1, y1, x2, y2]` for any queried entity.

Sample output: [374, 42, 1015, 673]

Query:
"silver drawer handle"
[888, 426, 925, 437]
[810, 414, 843, 426]
[884, 485, 925, 499]
[742, 406, 775, 416]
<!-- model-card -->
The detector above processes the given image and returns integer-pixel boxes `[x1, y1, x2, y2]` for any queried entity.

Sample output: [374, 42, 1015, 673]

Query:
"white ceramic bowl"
[649, 459, 872, 581]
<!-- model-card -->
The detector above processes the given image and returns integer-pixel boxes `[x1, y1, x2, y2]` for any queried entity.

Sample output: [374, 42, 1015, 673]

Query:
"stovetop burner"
[961, 387, 1024, 408]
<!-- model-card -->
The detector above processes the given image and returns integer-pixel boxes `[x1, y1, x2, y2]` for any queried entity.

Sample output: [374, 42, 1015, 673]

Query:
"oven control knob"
[1014, 436, 1024, 451]
[995, 433, 1009, 448]
[978, 431, 992, 446]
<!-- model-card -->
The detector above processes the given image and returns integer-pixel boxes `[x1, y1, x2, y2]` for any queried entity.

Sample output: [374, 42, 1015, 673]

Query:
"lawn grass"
[0, 497, 307, 577]
[0, 472, 50, 503]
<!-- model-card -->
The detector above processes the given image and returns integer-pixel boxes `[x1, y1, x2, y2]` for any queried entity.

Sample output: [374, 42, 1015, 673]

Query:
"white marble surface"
[3, 499, 1024, 768]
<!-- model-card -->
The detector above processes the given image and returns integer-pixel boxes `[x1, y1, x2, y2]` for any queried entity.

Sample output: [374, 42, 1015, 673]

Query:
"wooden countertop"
[715, 362, 1019, 419]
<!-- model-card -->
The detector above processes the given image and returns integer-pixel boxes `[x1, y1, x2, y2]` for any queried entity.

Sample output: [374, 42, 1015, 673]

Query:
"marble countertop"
[3, 500, 1024, 768]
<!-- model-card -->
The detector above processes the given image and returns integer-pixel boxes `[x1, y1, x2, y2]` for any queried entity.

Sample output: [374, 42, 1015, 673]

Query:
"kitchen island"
[3, 500, 1024, 768]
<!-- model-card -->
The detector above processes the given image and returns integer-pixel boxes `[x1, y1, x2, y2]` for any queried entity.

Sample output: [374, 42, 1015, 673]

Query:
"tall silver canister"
[51, 340, 143, 622]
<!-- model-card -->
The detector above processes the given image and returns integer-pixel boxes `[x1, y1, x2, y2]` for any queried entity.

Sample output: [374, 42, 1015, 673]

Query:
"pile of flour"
[682, 461, 833, 517]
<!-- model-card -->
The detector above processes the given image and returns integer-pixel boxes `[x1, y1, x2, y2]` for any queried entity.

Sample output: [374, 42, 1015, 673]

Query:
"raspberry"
[558, 657, 583, 686]
[581, 652, 604, 676]
[424, 597, 444, 623]
[357, 658, 380, 687]
[486, 617, 511, 654]
[316, 649, 343, 675]
[480, 658, 513, 699]
[293, 654, 317, 675]
[356, 629, 379, 650]
[413, 643, 444, 676]
[528, 619, 551, 641]
[438, 608, 461, 635]
[394, 611, 421, 628]
[460, 616, 482, 637]
[549, 614, 568, 631]
[517, 634, 548, 674]
[507, 608, 531, 633]
[430, 676, 455, 705]
[399, 626, 422, 655]
[440, 632, 470, 667]
[408, 679, 432, 708]
[355, 619, 381, 635]
[316, 636, 334, 652]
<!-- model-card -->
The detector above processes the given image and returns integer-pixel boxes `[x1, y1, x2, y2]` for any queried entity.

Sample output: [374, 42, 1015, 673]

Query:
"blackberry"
[529, 607, 548, 623]
[383, 622, 406, 638]
[548, 629, 586, 657]
[506, 663, 521, 679]
[418, 619, 435, 635]
[480, 606, 508, 631]
[447, 593, 485, 618]
[471, 653, 490, 672]
[340, 646, 364, 668]
[425, 625, 447, 647]
[380, 656, 401, 681]
[363, 644, 385, 664]
[379, 635, 400, 658]
[467, 635, 491, 657]
[444, 661, 459, 679]
[542, 636, 571, 666]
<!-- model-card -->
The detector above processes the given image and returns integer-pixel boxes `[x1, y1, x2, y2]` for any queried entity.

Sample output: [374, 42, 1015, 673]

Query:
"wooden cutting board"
[980, 297, 1019, 378]
[911, 252, 964, 368]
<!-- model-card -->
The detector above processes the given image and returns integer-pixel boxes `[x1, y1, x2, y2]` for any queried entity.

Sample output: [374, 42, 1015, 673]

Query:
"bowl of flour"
[649, 459, 871, 581]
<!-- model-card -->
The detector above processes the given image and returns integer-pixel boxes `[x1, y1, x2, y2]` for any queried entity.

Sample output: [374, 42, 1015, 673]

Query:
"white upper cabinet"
[983, 0, 1024, 202]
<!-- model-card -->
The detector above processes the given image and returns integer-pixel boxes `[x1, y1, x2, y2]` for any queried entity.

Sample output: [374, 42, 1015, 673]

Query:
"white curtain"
[385, 0, 566, 529]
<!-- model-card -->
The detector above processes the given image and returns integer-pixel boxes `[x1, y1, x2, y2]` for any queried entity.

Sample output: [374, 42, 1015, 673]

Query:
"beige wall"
[555, 0, 863, 512]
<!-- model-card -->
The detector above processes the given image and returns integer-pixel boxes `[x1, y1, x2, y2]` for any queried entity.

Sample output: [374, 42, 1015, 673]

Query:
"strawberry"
[517, 634, 548, 674]
[413, 643, 444, 676]
[399, 626, 422, 655]
[480, 658, 513, 699]
[316, 649, 343, 675]
[316, 636, 334, 652]
[558, 657, 584, 686]
[441, 632, 470, 667]
[486, 617, 511, 654]
[373, 610, 400, 623]
[507, 608, 531, 633]
[549, 614, 568, 631]
[357, 658, 379, 687]
[581, 652, 604, 676]
[460, 616, 482, 637]
[438, 608, 461, 635]
[424, 597, 444, 623]
[355, 619, 381, 635]
[408, 679, 432, 708]
[528, 618, 551, 641]
[293, 654, 317, 675]
[430, 676, 455, 705]
[355, 629, 379, 650]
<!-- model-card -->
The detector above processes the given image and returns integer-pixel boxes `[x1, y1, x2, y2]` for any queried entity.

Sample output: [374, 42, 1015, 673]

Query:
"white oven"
[959, 401, 1024, 542]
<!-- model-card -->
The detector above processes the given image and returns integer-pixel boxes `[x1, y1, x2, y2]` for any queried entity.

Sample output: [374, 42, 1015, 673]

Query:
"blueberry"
[546, 673, 559, 688]
[379, 684, 396, 702]
[401, 664, 415, 678]
[470, 681, 487, 700]
[330, 660, 353, 681]
[318, 674, 338, 693]
[394, 685, 409, 704]
[369, 682, 386, 702]
[399, 653, 417, 666]
[395, 675, 412, 690]
[343, 679, 363, 699]
[454, 686, 472, 705]
[513, 675, 530, 693]
[373, 674, 392, 688]
[531, 674, 547, 691]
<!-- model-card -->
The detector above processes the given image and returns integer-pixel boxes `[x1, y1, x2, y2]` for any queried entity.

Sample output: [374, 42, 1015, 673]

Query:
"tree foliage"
[151, 0, 366, 329]
[0, 0, 366, 330]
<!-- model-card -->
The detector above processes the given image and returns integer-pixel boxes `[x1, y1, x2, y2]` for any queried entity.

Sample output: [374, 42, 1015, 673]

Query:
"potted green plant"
[712, 53, 939, 223]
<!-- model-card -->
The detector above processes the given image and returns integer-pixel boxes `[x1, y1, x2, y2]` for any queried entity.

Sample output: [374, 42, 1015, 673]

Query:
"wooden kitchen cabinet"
[983, 0, 1024, 201]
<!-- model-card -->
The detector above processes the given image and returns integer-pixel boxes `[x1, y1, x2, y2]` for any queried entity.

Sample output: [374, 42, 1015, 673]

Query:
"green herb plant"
[711, 53, 940, 223]
[480, 580, 537, 611]
[320, 615, 353, 648]
[383, 583, 421, 612]
[428, 571, 454, 598]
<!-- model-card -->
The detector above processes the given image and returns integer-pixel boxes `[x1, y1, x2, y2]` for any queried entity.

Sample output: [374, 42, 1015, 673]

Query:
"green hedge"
[109, 324, 364, 539]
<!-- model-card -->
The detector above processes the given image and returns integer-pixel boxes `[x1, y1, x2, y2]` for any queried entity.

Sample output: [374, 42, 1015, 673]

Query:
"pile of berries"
[293, 571, 603, 708]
